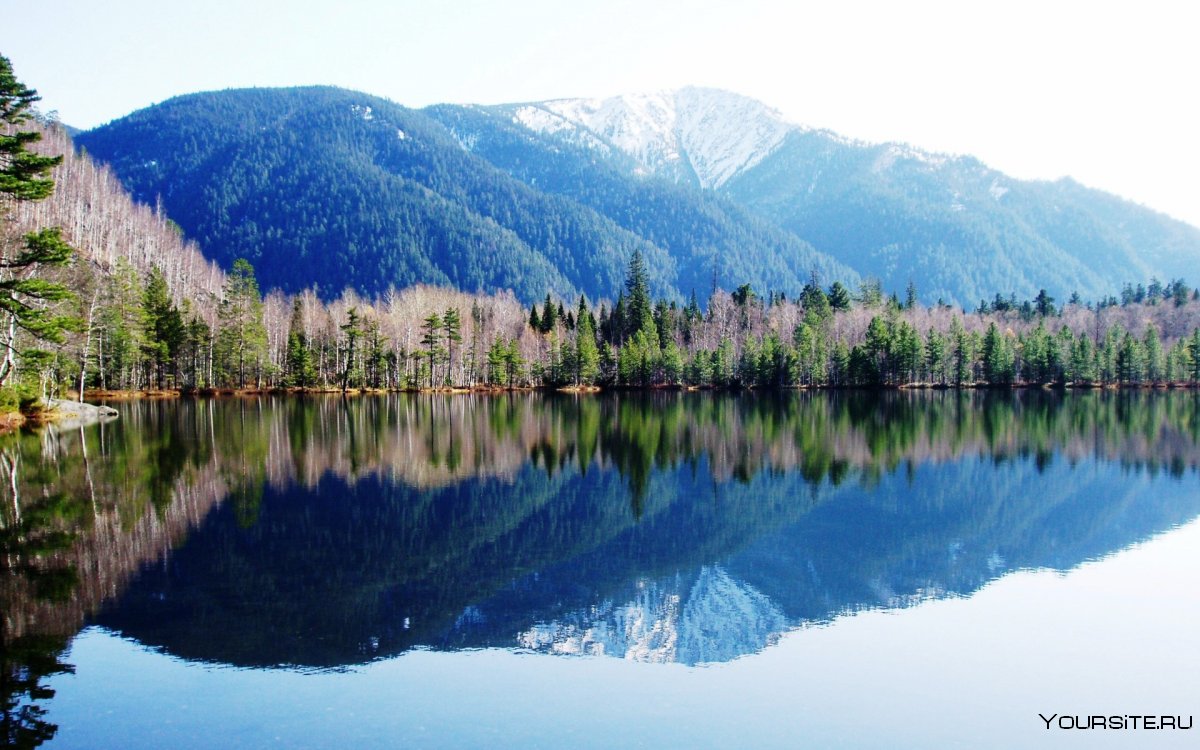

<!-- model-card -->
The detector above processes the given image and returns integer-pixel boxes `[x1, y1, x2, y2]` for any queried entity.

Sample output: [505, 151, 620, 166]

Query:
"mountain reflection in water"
[4, 390, 1199, 684]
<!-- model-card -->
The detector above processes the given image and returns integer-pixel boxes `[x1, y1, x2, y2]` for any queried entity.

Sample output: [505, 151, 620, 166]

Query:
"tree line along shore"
[4, 55, 1200, 430]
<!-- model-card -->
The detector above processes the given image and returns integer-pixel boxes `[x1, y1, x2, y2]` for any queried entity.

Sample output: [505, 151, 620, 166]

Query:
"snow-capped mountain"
[80, 85, 1200, 308]
[517, 565, 789, 665]
[505, 87, 794, 189]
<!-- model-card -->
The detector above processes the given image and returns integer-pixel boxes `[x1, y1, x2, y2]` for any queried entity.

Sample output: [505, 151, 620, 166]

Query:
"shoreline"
[3, 380, 1195, 434]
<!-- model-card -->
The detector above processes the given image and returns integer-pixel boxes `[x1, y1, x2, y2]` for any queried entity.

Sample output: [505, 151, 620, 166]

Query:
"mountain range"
[76, 85, 1200, 305]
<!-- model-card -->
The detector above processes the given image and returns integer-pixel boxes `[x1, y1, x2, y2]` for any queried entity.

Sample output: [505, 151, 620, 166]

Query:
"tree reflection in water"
[1, 390, 1199, 733]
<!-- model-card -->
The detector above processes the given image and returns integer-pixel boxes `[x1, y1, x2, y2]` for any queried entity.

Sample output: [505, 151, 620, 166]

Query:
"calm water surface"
[2, 391, 1198, 748]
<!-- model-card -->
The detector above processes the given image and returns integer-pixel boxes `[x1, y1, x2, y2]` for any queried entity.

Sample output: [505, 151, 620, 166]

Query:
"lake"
[2, 390, 1198, 748]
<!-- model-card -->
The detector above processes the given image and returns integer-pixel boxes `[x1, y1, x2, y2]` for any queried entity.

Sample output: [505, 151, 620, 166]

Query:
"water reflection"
[1, 391, 1198, 693]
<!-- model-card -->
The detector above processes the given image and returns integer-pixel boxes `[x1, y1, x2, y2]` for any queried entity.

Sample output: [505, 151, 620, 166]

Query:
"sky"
[3, 0, 1198, 227]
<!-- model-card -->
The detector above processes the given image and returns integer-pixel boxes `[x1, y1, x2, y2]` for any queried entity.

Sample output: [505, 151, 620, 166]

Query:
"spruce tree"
[981, 322, 1013, 384]
[949, 317, 972, 386]
[1116, 332, 1145, 384]
[540, 293, 556, 333]
[828, 281, 852, 312]
[1142, 323, 1164, 384]
[623, 249, 655, 340]
[142, 268, 184, 388]
[285, 297, 315, 387]
[800, 275, 832, 325]
[573, 295, 599, 385]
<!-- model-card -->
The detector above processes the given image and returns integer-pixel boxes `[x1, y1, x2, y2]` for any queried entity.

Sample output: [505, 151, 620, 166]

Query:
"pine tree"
[215, 259, 268, 388]
[981, 322, 1013, 384]
[285, 297, 315, 387]
[949, 317, 972, 386]
[99, 259, 149, 389]
[623, 249, 655, 341]
[0, 56, 79, 386]
[925, 328, 947, 385]
[573, 295, 599, 385]
[421, 312, 443, 388]
[339, 307, 364, 391]
[363, 319, 387, 388]
[894, 321, 923, 383]
[1068, 333, 1094, 384]
[864, 316, 891, 384]
[539, 293, 556, 333]
[181, 313, 212, 388]
[1190, 328, 1200, 385]
[486, 337, 507, 386]
[800, 274, 832, 325]
[1034, 289, 1056, 317]
[142, 268, 184, 388]
[1142, 323, 1164, 384]
[1116, 332, 1145, 384]
[828, 281, 852, 312]
[443, 307, 462, 386]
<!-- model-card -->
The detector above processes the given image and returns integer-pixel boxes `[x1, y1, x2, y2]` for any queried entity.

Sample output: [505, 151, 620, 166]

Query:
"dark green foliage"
[425, 104, 859, 301]
[1190, 329, 1200, 383]
[1034, 289, 1055, 317]
[0, 55, 59, 202]
[442, 308, 462, 386]
[142, 268, 184, 388]
[339, 308, 364, 390]
[539, 293, 556, 333]
[421, 312, 444, 388]
[799, 275, 832, 324]
[623, 249, 655, 341]
[1115, 334, 1141, 384]
[76, 87, 655, 303]
[724, 130, 1200, 307]
[573, 296, 600, 385]
[0, 56, 78, 386]
[981, 322, 1014, 385]
[828, 281, 852, 312]
[284, 298, 316, 388]
[485, 337, 523, 387]
[215, 259, 268, 387]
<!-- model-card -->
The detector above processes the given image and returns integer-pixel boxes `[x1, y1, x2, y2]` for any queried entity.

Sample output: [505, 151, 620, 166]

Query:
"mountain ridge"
[74, 84, 1200, 306]
[457, 86, 1200, 305]
[76, 85, 857, 303]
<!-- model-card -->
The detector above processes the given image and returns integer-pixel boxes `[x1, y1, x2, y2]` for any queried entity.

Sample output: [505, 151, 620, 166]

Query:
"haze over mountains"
[76, 85, 1200, 306]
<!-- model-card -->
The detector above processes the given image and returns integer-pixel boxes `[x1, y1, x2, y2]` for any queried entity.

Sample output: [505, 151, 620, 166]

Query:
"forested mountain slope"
[76, 87, 855, 303]
[425, 103, 856, 298]
[77, 85, 1200, 307]
[723, 130, 1200, 306]
[501, 87, 1200, 306]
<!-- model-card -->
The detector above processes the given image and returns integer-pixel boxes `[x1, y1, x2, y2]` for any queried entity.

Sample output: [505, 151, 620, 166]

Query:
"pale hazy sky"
[4, 0, 1197, 227]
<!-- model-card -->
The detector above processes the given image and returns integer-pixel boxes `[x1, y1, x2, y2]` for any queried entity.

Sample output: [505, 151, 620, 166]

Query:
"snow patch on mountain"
[511, 105, 613, 155]
[872, 143, 957, 174]
[516, 565, 789, 665]
[515, 88, 793, 189]
[447, 128, 478, 152]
